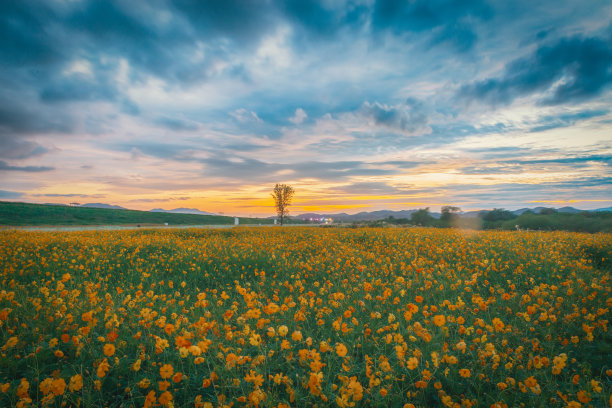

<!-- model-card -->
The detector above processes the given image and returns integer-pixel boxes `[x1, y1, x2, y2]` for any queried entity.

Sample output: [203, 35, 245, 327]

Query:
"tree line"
[382, 206, 612, 233]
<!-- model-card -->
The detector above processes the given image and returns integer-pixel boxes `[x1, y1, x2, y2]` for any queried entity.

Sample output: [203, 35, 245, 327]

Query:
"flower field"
[0, 227, 610, 408]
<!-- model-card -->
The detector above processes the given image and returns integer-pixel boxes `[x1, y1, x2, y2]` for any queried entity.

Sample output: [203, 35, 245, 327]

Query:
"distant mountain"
[557, 206, 581, 213]
[294, 209, 440, 222]
[594, 206, 612, 212]
[80, 203, 127, 210]
[512, 206, 596, 215]
[150, 207, 215, 216]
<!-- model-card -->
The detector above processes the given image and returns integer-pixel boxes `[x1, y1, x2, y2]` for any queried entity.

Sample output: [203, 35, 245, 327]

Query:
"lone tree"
[271, 183, 295, 225]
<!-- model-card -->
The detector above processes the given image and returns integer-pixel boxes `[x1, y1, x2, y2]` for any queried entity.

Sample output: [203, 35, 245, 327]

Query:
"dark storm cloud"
[460, 34, 612, 105]
[0, 160, 54, 172]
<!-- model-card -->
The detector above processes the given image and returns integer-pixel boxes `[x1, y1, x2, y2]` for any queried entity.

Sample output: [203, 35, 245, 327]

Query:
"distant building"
[234, 217, 239, 225]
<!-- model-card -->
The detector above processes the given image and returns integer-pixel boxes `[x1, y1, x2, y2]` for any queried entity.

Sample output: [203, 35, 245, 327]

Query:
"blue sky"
[1, 0, 611, 215]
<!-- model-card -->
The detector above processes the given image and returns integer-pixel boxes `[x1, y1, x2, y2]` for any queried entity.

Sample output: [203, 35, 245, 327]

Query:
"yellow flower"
[132, 359, 142, 372]
[69, 374, 83, 392]
[51, 378, 66, 396]
[249, 333, 262, 346]
[278, 325, 288, 337]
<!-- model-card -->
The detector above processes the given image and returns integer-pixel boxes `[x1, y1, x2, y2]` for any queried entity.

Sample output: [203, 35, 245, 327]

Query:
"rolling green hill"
[0, 201, 273, 226]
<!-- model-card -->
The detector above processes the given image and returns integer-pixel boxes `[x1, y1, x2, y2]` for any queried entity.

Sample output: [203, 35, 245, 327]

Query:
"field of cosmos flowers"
[0, 227, 610, 408]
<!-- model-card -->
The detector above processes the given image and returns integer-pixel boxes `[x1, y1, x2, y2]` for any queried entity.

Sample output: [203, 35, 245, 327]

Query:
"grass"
[0, 201, 274, 226]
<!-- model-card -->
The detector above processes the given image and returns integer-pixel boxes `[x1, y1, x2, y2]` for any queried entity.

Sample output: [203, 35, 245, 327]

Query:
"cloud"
[358, 98, 429, 135]
[336, 181, 401, 195]
[511, 155, 612, 166]
[0, 160, 54, 172]
[289, 108, 307, 125]
[528, 109, 608, 132]
[0, 101, 74, 135]
[460, 34, 612, 106]
[231, 108, 263, 123]
[0, 190, 24, 198]
[32, 193, 106, 198]
[200, 155, 398, 182]
[371, 0, 492, 51]
[0, 134, 48, 159]
[154, 116, 199, 131]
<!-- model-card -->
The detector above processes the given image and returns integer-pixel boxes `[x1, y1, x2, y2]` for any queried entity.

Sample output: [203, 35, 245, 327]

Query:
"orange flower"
[415, 296, 424, 303]
[97, 359, 110, 378]
[103, 343, 115, 357]
[172, 372, 183, 383]
[39, 378, 53, 395]
[459, 369, 471, 378]
[144, 390, 156, 408]
[335, 343, 348, 357]
[407, 357, 419, 370]
[433, 315, 446, 327]
[159, 364, 174, 379]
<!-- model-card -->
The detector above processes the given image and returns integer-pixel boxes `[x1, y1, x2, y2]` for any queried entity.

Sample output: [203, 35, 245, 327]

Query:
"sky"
[1, 0, 611, 217]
